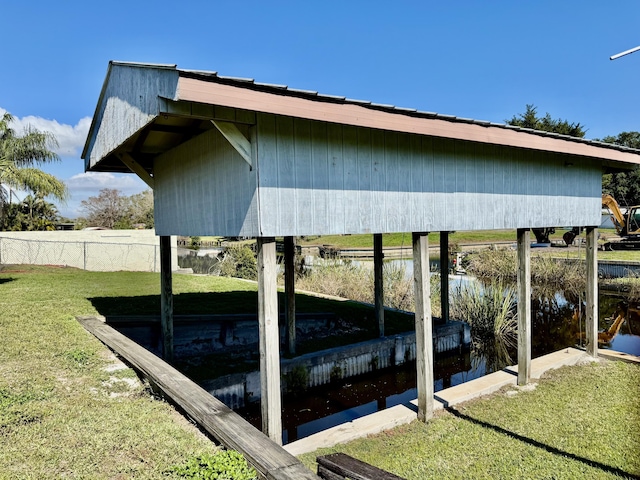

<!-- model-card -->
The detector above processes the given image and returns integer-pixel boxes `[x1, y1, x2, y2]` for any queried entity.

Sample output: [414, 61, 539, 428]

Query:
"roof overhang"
[83, 62, 640, 174]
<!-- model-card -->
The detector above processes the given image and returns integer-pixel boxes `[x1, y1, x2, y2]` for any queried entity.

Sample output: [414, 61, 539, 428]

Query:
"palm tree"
[0, 112, 68, 226]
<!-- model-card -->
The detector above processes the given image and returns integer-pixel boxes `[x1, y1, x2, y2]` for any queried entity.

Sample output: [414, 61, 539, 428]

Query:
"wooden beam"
[284, 236, 296, 355]
[257, 237, 282, 444]
[374, 233, 384, 337]
[77, 316, 319, 480]
[585, 227, 598, 357]
[316, 453, 406, 480]
[517, 228, 531, 386]
[440, 231, 450, 324]
[412, 232, 434, 421]
[159, 235, 173, 363]
[211, 120, 252, 167]
[120, 153, 154, 189]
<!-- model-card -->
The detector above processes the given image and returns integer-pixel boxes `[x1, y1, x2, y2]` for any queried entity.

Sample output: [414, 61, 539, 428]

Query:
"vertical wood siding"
[256, 113, 602, 236]
[85, 65, 179, 170]
[153, 128, 258, 236]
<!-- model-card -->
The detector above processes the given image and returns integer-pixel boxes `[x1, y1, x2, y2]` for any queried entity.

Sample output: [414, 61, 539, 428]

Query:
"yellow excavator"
[601, 194, 640, 250]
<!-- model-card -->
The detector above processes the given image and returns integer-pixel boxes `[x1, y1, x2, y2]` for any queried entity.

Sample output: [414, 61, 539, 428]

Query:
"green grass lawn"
[298, 230, 523, 248]
[0, 265, 224, 478]
[0, 265, 411, 477]
[2, 265, 639, 478]
[300, 359, 640, 479]
[297, 229, 640, 263]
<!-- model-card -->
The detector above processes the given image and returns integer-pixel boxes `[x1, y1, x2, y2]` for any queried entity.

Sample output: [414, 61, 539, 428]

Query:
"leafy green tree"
[507, 105, 587, 243]
[506, 104, 586, 138]
[599, 131, 640, 206]
[0, 112, 67, 226]
[79, 188, 154, 229]
[125, 189, 154, 228]
[1, 194, 59, 231]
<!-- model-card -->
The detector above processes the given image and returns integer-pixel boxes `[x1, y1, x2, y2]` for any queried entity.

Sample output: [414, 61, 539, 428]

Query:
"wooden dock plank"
[77, 315, 318, 480]
[317, 453, 406, 480]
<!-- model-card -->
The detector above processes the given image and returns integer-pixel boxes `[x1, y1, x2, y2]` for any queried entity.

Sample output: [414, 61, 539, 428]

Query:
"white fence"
[0, 230, 177, 272]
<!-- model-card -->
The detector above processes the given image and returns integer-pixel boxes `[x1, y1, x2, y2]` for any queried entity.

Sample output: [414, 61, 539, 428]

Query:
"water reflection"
[236, 292, 640, 444]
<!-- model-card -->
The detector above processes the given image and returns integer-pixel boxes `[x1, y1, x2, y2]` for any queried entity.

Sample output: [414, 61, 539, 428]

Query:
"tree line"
[507, 104, 640, 207]
[1, 107, 639, 232]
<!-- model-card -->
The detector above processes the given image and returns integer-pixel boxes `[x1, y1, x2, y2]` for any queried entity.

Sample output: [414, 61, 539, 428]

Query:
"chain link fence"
[0, 234, 175, 272]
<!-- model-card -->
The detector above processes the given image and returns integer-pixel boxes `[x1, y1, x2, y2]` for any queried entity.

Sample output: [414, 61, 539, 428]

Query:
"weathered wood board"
[77, 315, 318, 480]
[317, 453, 406, 480]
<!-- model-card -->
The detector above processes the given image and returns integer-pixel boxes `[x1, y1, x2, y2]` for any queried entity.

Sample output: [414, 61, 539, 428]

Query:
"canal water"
[236, 292, 640, 444]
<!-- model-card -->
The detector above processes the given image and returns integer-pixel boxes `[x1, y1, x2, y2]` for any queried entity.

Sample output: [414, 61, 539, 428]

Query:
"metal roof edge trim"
[109, 61, 178, 70]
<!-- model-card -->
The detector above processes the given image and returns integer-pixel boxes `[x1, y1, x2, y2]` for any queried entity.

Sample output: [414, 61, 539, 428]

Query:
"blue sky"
[2, 1, 639, 218]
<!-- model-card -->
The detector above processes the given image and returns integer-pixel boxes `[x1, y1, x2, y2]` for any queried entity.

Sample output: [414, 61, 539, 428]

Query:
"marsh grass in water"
[467, 249, 585, 299]
[295, 259, 442, 317]
[602, 271, 640, 302]
[450, 280, 518, 371]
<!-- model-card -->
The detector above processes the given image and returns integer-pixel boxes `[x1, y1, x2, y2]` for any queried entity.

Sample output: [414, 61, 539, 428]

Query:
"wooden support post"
[412, 232, 434, 421]
[585, 227, 598, 357]
[284, 236, 296, 356]
[160, 235, 174, 363]
[374, 233, 384, 337]
[517, 228, 531, 386]
[440, 231, 449, 324]
[256, 237, 282, 444]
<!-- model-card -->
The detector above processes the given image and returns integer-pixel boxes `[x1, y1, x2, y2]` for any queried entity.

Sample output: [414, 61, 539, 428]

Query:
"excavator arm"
[602, 194, 628, 236]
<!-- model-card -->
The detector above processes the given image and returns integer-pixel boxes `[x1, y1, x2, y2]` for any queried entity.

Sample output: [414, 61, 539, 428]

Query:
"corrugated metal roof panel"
[217, 75, 255, 83]
[254, 82, 288, 89]
[288, 88, 319, 95]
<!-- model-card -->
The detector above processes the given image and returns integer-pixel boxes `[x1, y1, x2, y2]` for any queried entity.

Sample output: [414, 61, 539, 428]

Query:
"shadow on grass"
[88, 290, 415, 355]
[0, 278, 15, 285]
[445, 406, 640, 479]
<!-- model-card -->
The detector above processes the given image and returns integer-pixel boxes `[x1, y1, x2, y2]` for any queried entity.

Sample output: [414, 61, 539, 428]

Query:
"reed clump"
[450, 280, 518, 371]
[295, 260, 442, 316]
[466, 248, 585, 298]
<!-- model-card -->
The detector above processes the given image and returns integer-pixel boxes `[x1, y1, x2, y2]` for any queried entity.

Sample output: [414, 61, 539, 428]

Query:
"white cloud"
[1, 108, 150, 219]
[66, 171, 148, 195]
[61, 172, 149, 218]
[0, 107, 91, 157]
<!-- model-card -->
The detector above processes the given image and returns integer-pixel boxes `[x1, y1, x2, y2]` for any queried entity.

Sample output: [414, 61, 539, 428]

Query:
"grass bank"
[297, 229, 640, 262]
[0, 265, 226, 478]
[0, 264, 412, 477]
[299, 359, 640, 479]
[298, 230, 523, 249]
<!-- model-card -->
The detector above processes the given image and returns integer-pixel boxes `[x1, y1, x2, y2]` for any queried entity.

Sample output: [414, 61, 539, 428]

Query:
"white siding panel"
[357, 129, 373, 233]
[343, 126, 359, 233]
[277, 116, 296, 233]
[370, 129, 386, 233]
[294, 119, 313, 233]
[154, 129, 258, 236]
[255, 113, 603, 236]
[328, 123, 345, 232]
[396, 133, 412, 232]
[256, 115, 278, 235]
[85, 65, 179, 169]
[384, 131, 400, 233]
[311, 121, 330, 233]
